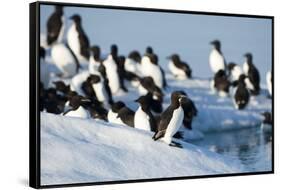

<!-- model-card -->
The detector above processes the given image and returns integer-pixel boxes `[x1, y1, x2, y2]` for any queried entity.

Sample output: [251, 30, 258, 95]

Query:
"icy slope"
[41, 113, 243, 185]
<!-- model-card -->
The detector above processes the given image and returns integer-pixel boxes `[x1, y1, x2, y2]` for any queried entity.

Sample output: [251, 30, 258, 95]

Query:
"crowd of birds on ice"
[40, 6, 272, 148]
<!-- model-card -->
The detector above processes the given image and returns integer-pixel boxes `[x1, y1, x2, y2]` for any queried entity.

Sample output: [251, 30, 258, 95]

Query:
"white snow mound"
[41, 112, 243, 185]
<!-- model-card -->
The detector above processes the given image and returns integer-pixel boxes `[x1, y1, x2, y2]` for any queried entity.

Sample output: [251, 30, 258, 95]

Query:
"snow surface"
[41, 112, 243, 185]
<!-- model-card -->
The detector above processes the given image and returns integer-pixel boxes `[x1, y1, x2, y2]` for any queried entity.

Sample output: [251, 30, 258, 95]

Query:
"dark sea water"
[190, 126, 272, 172]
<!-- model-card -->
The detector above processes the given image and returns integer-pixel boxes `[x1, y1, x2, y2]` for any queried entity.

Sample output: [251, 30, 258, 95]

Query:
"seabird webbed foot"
[169, 141, 183, 148]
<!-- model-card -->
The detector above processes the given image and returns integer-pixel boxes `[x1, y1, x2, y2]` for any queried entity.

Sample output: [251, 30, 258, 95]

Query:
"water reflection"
[190, 127, 272, 172]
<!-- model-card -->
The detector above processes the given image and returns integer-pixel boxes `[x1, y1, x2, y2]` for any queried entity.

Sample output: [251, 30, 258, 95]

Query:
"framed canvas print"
[29, 1, 274, 188]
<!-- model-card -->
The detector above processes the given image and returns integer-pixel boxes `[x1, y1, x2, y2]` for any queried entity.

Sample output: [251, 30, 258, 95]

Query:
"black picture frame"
[30, 1, 274, 189]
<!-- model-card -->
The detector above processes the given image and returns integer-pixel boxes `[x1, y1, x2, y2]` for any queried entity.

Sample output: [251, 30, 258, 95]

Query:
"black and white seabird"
[116, 107, 135, 127]
[102, 45, 121, 94]
[63, 95, 91, 118]
[140, 49, 164, 89]
[227, 62, 243, 82]
[124, 50, 142, 76]
[209, 40, 226, 73]
[145, 47, 167, 88]
[88, 45, 102, 74]
[46, 5, 64, 46]
[107, 101, 126, 125]
[67, 14, 90, 62]
[266, 71, 272, 97]
[87, 74, 109, 105]
[233, 74, 250, 110]
[51, 42, 80, 78]
[134, 95, 157, 132]
[211, 69, 231, 97]
[243, 53, 260, 95]
[152, 91, 186, 147]
[138, 76, 163, 101]
[167, 54, 192, 79]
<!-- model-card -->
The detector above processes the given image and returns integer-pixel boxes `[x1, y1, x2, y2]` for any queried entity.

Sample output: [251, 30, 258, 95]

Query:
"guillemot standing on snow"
[152, 91, 186, 147]
[102, 45, 121, 94]
[46, 5, 64, 46]
[209, 40, 226, 73]
[51, 42, 80, 78]
[266, 71, 272, 97]
[167, 54, 192, 79]
[134, 95, 157, 132]
[107, 101, 126, 125]
[63, 95, 91, 118]
[243, 53, 260, 95]
[233, 74, 250, 110]
[67, 14, 90, 62]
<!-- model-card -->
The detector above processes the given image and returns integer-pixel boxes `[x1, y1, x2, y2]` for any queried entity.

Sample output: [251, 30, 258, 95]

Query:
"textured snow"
[41, 112, 243, 185]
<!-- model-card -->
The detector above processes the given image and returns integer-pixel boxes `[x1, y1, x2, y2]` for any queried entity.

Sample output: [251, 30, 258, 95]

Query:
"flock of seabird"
[40, 5, 272, 148]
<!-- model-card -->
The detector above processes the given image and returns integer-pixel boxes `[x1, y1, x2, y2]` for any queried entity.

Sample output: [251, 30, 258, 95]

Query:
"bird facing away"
[233, 74, 250, 110]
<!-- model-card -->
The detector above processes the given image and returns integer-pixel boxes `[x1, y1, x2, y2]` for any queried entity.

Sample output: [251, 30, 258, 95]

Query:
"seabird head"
[146, 46, 153, 54]
[244, 53, 253, 63]
[227, 62, 237, 71]
[210, 40, 221, 50]
[171, 91, 186, 105]
[167, 54, 180, 63]
[69, 14, 81, 24]
[88, 74, 101, 84]
[111, 44, 118, 57]
[128, 51, 141, 63]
